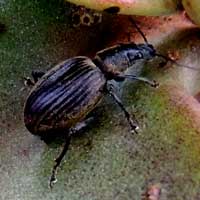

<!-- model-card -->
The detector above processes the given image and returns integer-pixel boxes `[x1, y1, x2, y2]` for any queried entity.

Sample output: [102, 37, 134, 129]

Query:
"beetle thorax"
[94, 43, 156, 79]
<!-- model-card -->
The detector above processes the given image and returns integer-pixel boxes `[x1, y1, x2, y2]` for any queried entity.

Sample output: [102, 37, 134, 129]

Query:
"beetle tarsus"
[49, 172, 57, 189]
[129, 118, 139, 134]
[150, 80, 159, 88]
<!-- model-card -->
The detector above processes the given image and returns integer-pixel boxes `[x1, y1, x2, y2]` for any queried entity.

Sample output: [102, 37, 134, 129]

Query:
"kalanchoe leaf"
[182, 0, 200, 26]
[66, 0, 179, 16]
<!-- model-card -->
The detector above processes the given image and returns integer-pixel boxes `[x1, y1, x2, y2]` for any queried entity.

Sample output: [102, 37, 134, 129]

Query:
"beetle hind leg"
[49, 118, 94, 188]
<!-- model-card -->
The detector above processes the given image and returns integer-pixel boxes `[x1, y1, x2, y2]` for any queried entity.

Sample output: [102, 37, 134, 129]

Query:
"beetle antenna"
[155, 53, 200, 71]
[129, 17, 149, 44]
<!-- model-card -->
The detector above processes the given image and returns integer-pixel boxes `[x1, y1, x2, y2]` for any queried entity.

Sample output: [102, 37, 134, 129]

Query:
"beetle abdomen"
[24, 56, 106, 135]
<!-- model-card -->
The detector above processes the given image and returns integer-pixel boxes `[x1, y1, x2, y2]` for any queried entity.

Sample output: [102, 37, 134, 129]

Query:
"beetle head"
[137, 43, 156, 60]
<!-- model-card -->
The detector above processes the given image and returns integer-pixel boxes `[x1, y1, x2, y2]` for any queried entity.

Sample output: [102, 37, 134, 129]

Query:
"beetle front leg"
[106, 84, 139, 134]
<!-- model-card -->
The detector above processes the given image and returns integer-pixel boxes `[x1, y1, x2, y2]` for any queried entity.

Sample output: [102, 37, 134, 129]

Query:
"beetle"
[24, 55, 157, 188]
[24, 18, 195, 188]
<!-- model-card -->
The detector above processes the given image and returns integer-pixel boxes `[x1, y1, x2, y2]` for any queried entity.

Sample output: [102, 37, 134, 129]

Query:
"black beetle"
[24, 54, 157, 188]
[24, 18, 194, 188]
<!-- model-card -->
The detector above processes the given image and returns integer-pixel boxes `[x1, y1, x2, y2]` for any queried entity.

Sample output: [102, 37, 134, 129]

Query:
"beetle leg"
[115, 74, 159, 88]
[23, 71, 45, 87]
[24, 77, 35, 86]
[49, 133, 72, 189]
[31, 70, 45, 83]
[49, 117, 93, 188]
[106, 84, 139, 134]
[125, 75, 159, 87]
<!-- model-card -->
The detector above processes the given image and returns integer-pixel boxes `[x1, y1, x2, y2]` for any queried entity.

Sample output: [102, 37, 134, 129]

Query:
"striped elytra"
[24, 56, 106, 136]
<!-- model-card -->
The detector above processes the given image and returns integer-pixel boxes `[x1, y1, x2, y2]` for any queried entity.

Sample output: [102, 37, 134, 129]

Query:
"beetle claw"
[151, 80, 159, 88]
[129, 118, 139, 134]
[130, 125, 139, 134]
[49, 173, 57, 189]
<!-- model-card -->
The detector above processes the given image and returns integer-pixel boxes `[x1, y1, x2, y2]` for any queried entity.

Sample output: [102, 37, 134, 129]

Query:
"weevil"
[24, 18, 196, 188]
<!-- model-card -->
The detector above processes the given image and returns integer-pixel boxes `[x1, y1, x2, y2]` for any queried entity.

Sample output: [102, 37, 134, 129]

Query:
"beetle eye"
[135, 52, 143, 59]
[127, 52, 143, 61]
